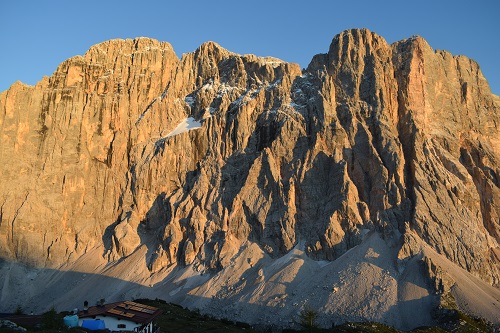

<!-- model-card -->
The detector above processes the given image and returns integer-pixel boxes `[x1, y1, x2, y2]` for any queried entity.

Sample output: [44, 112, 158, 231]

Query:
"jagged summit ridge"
[0, 28, 499, 329]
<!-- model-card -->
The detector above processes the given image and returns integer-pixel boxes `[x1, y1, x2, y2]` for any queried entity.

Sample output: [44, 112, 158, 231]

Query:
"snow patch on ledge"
[165, 117, 202, 138]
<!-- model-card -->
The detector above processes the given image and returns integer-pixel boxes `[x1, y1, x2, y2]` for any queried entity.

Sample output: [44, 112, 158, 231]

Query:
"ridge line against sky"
[1, 0, 499, 95]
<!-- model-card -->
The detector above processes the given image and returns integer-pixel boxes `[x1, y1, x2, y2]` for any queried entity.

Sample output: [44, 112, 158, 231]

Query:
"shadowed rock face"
[0, 29, 499, 287]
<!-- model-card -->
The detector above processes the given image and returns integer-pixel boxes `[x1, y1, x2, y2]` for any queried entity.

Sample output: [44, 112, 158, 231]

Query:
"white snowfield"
[1, 232, 499, 330]
[165, 117, 202, 138]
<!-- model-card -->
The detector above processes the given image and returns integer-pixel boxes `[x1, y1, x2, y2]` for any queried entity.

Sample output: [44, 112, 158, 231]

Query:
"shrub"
[299, 306, 318, 331]
[41, 308, 64, 330]
[14, 305, 24, 315]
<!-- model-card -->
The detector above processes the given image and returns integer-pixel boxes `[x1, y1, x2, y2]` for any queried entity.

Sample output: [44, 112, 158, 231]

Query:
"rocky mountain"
[1, 28, 499, 329]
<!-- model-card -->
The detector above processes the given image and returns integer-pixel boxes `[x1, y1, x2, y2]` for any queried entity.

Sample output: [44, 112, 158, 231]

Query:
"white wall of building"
[78, 316, 144, 331]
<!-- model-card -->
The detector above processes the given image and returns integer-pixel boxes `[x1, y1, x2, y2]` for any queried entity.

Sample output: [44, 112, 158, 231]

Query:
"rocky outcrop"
[1, 28, 499, 296]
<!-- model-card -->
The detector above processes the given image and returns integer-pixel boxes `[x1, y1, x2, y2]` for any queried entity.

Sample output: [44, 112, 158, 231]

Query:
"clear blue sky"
[1, 0, 499, 95]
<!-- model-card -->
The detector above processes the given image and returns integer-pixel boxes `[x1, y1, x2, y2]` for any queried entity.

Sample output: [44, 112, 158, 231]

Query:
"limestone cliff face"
[1, 29, 499, 287]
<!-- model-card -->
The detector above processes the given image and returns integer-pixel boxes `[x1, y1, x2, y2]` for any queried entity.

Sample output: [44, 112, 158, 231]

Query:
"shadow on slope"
[0, 257, 151, 314]
[1, 231, 499, 332]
